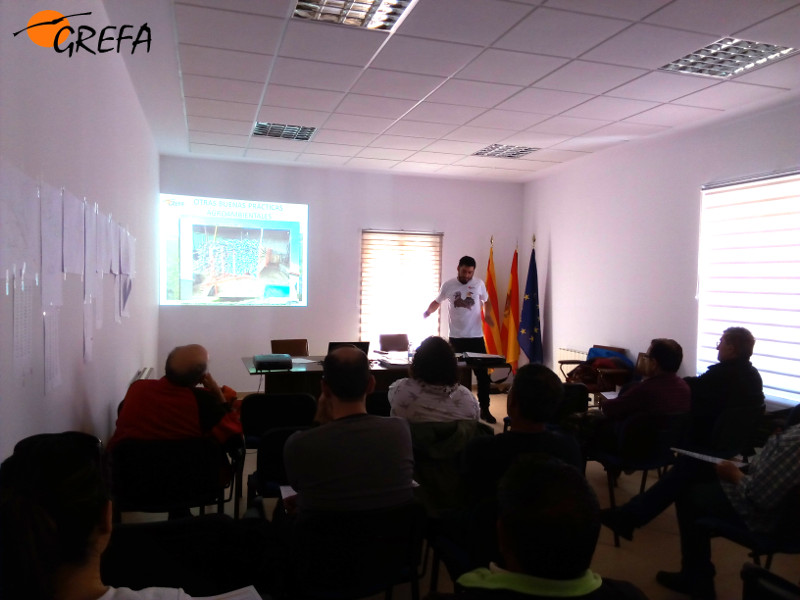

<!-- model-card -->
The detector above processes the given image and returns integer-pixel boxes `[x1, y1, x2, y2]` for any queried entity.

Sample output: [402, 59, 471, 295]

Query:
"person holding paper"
[601, 422, 800, 599]
[424, 255, 496, 423]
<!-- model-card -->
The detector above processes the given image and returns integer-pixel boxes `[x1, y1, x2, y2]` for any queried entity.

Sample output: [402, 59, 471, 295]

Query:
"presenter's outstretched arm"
[423, 300, 440, 318]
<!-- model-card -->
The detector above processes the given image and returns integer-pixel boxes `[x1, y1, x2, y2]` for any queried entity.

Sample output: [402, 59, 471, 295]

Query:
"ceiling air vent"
[659, 37, 798, 79]
[473, 144, 539, 159]
[253, 122, 316, 141]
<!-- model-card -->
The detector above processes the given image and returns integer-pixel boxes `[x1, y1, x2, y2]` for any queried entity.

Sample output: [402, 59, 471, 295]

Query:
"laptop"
[327, 341, 370, 355]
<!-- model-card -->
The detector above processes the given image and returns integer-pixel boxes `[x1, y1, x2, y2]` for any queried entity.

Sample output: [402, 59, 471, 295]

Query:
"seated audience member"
[283, 345, 415, 514]
[109, 344, 242, 452]
[0, 431, 266, 600]
[601, 338, 690, 421]
[684, 326, 764, 451]
[601, 422, 800, 599]
[389, 336, 479, 422]
[585, 338, 690, 455]
[428, 456, 648, 600]
[465, 363, 583, 505]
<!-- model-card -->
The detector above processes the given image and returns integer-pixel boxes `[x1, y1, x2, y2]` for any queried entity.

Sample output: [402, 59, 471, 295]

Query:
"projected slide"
[160, 194, 308, 306]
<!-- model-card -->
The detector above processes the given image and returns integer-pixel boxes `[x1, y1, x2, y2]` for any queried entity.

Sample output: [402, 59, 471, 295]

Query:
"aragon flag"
[518, 247, 543, 364]
[482, 245, 502, 355]
[500, 248, 520, 371]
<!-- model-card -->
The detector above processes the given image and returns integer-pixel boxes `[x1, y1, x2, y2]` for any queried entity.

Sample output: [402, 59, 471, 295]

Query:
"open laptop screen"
[327, 341, 370, 355]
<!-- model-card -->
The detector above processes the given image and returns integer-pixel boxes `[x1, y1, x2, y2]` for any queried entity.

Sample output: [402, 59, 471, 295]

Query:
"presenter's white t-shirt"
[435, 277, 488, 338]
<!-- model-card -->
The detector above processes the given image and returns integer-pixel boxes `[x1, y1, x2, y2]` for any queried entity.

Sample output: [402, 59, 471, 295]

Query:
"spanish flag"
[500, 248, 520, 372]
[482, 245, 502, 355]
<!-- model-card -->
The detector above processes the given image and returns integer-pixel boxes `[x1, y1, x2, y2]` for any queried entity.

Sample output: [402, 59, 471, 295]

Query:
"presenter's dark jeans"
[449, 337, 490, 409]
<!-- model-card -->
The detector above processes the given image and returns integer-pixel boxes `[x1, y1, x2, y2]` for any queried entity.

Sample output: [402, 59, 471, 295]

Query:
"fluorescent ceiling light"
[473, 144, 539, 159]
[253, 122, 316, 141]
[660, 37, 798, 79]
[294, 1, 413, 31]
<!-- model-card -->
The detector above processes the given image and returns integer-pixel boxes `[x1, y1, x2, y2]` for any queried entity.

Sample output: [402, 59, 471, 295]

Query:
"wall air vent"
[659, 37, 798, 79]
[473, 144, 539, 159]
[253, 122, 316, 141]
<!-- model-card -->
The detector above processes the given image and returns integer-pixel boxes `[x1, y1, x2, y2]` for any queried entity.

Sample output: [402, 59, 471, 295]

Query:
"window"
[697, 172, 800, 404]
[360, 230, 442, 349]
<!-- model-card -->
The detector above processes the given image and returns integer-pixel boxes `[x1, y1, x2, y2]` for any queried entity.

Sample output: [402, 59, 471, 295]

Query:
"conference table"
[241, 354, 476, 395]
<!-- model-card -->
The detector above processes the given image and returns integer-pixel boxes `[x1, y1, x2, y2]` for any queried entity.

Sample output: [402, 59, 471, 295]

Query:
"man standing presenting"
[424, 256, 496, 423]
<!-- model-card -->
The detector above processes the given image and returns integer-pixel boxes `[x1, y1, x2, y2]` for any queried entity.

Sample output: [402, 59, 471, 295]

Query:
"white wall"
[0, 1, 160, 457]
[522, 96, 800, 375]
[159, 156, 524, 391]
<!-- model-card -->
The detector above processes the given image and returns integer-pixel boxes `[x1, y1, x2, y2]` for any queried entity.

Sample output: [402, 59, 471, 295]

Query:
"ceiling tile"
[553, 136, 626, 151]
[179, 45, 272, 82]
[535, 61, 648, 94]
[256, 106, 331, 127]
[263, 85, 345, 112]
[188, 116, 252, 135]
[625, 103, 724, 127]
[248, 137, 309, 151]
[423, 140, 486, 154]
[528, 115, 610, 136]
[543, 0, 673, 21]
[176, 0, 293, 18]
[407, 151, 464, 165]
[444, 125, 515, 144]
[520, 148, 588, 162]
[336, 94, 417, 119]
[324, 113, 396, 134]
[348, 157, 401, 169]
[185, 98, 258, 122]
[174, 4, 284, 54]
[494, 7, 631, 57]
[737, 4, 800, 47]
[190, 143, 245, 157]
[497, 87, 593, 114]
[183, 75, 264, 104]
[398, 0, 534, 45]
[312, 129, 377, 146]
[608, 71, 718, 102]
[302, 142, 362, 157]
[427, 79, 522, 107]
[296, 154, 352, 166]
[369, 135, 436, 151]
[671, 81, 790, 110]
[562, 96, 659, 119]
[370, 36, 483, 77]
[644, 0, 791, 37]
[456, 49, 569, 86]
[734, 55, 800, 88]
[245, 148, 301, 162]
[391, 162, 445, 173]
[404, 102, 486, 125]
[357, 147, 416, 160]
[278, 20, 386, 66]
[498, 131, 571, 147]
[456, 155, 521, 168]
[270, 57, 363, 92]
[188, 131, 249, 147]
[587, 121, 670, 138]
[351, 69, 446, 100]
[384, 120, 458, 138]
[581, 24, 716, 69]
[466, 109, 550, 130]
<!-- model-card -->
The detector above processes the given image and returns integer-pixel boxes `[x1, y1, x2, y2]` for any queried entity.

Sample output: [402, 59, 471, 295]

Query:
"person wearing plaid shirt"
[601, 423, 800, 599]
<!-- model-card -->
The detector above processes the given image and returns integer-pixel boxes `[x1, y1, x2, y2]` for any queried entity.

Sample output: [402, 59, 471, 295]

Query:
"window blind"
[697, 173, 800, 404]
[360, 230, 442, 348]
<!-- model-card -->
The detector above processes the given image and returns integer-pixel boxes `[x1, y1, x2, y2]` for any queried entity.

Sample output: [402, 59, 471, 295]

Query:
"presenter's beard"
[458, 276, 469, 284]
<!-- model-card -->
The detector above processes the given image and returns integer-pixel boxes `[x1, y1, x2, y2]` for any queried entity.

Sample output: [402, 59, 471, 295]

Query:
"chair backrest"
[289, 501, 426, 599]
[552, 383, 589, 422]
[710, 403, 765, 459]
[741, 563, 800, 600]
[328, 340, 370, 354]
[379, 333, 410, 352]
[108, 437, 231, 515]
[618, 412, 690, 464]
[252, 425, 310, 498]
[366, 389, 391, 416]
[240, 392, 316, 448]
[270, 338, 309, 356]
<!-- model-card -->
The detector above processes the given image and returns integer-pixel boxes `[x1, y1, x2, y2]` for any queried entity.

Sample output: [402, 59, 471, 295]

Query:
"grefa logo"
[13, 10, 151, 57]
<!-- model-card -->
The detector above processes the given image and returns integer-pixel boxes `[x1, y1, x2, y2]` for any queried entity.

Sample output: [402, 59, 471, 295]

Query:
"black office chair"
[587, 412, 690, 546]
[288, 501, 427, 600]
[240, 392, 316, 449]
[741, 563, 800, 600]
[247, 425, 310, 505]
[107, 437, 235, 522]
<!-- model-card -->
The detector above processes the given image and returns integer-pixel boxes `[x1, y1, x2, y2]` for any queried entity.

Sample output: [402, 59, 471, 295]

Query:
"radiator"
[555, 348, 588, 381]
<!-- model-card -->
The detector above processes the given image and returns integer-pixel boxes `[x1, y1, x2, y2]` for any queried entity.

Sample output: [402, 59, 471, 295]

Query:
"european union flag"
[518, 247, 543, 364]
